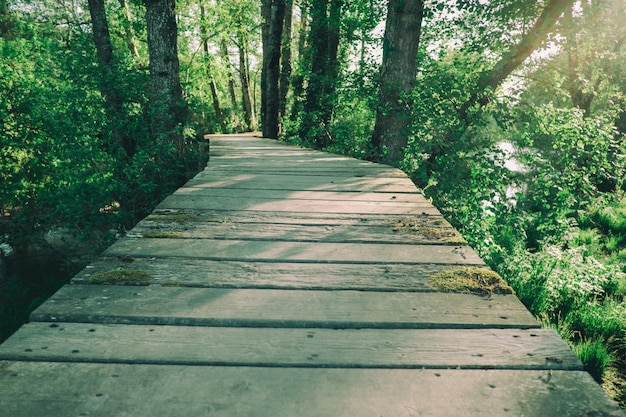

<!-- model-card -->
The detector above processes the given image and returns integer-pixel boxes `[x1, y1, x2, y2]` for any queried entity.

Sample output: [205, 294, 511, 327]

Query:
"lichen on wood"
[88, 270, 152, 285]
[428, 267, 514, 295]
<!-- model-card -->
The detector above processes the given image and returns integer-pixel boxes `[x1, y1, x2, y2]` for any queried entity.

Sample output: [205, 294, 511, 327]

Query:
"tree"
[261, 0, 285, 139]
[299, 0, 343, 148]
[370, 0, 424, 163]
[87, 0, 135, 157]
[1, 0, 13, 38]
[220, 38, 239, 110]
[200, 4, 227, 133]
[459, 0, 577, 121]
[279, 0, 293, 121]
[145, 0, 187, 153]
[238, 31, 256, 130]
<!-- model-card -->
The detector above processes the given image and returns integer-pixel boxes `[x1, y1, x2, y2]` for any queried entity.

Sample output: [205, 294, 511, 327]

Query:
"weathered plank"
[172, 188, 425, 202]
[103, 237, 483, 264]
[71, 258, 470, 291]
[146, 208, 447, 225]
[157, 194, 440, 215]
[30, 285, 538, 329]
[0, 323, 580, 370]
[183, 173, 419, 193]
[1, 362, 623, 417]
[129, 217, 465, 244]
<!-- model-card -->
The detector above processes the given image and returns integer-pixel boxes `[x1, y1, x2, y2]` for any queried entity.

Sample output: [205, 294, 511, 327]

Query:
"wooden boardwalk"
[0, 134, 623, 416]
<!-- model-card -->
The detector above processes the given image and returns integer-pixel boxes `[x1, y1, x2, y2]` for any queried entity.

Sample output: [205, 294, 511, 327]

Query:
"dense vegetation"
[1, 0, 625, 407]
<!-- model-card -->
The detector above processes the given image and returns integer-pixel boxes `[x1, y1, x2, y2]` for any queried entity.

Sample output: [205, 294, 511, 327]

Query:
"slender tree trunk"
[0, 0, 13, 39]
[279, 0, 293, 121]
[239, 32, 256, 131]
[87, 0, 135, 157]
[118, 0, 140, 59]
[299, 0, 343, 148]
[145, 0, 186, 154]
[220, 39, 238, 110]
[459, 0, 577, 120]
[289, 5, 307, 119]
[200, 5, 226, 133]
[261, 0, 285, 139]
[370, 0, 424, 163]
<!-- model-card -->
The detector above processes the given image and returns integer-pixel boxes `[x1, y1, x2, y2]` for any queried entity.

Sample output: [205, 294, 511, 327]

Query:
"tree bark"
[261, 0, 285, 139]
[238, 32, 256, 131]
[87, 0, 135, 157]
[370, 0, 424, 163]
[145, 0, 186, 153]
[299, 0, 343, 148]
[279, 0, 293, 121]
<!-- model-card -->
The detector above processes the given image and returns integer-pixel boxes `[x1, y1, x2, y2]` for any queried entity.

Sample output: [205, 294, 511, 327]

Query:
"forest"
[1, 0, 626, 407]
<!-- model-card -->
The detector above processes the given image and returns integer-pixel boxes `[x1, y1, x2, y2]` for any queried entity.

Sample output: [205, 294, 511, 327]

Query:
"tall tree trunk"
[370, 0, 424, 163]
[0, 0, 13, 39]
[87, 0, 135, 157]
[279, 0, 293, 121]
[145, 0, 186, 154]
[118, 0, 140, 59]
[261, 0, 285, 139]
[299, 0, 343, 148]
[289, 5, 307, 119]
[220, 39, 238, 110]
[200, 4, 226, 133]
[238, 32, 256, 131]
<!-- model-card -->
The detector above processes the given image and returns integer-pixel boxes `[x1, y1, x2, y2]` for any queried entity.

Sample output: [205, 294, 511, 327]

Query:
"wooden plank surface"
[129, 216, 465, 244]
[183, 173, 420, 193]
[0, 323, 580, 370]
[1, 362, 623, 417]
[103, 237, 483, 264]
[30, 285, 538, 329]
[71, 257, 469, 291]
[157, 193, 441, 214]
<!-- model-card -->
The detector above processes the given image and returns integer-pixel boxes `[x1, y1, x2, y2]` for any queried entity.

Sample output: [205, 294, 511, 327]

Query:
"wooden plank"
[157, 194, 441, 215]
[129, 217, 465, 244]
[30, 286, 538, 329]
[183, 173, 419, 193]
[0, 323, 581, 370]
[146, 209, 446, 225]
[171, 188, 425, 202]
[102, 237, 483, 264]
[1, 362, 623, 417]
[71, 258, 470, 291]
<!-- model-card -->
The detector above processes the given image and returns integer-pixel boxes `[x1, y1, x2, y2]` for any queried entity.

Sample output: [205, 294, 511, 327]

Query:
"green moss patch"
[391, 217, 466, 243]
[429, 267, 514, 295]
[88, 270, 152, 285]
[144, 213, 199, 223]
[142, 231, 184, 238]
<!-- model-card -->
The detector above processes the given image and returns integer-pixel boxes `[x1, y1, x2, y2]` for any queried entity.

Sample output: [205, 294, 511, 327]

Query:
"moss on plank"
[391, 217, 466, 243]
[429, 267, 514, 295]
[144, 213, 199, 223]
[88, 270, 152, 285]
[142, 231, 184, 238]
